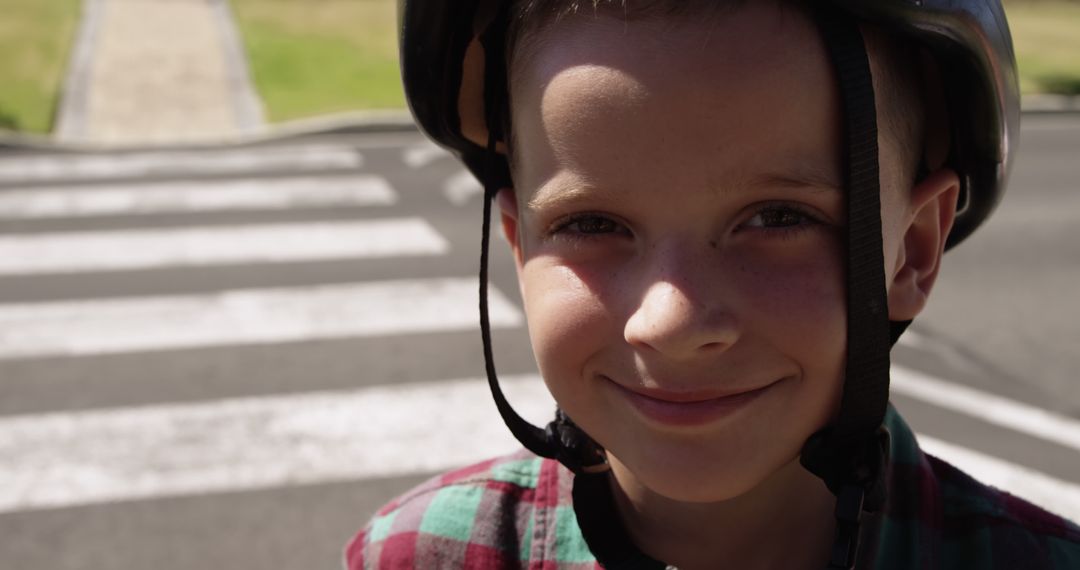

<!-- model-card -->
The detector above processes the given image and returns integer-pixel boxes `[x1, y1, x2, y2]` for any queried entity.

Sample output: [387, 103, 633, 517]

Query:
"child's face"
[500, 5, 918, 502]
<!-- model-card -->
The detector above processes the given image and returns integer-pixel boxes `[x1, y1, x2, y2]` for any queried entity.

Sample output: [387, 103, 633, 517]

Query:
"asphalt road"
[0, 114, 1077, 570]
[913, 113, 1080, 415]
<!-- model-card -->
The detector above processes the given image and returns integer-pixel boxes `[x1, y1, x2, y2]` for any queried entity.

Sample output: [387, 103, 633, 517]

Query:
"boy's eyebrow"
[753, 164, 842, 193]
[526, 164, 841, 211]
[526, 179, 620, 211]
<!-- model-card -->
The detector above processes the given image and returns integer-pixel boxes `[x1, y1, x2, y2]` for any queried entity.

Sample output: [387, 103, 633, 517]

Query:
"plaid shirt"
[347, 406, 1080, 569]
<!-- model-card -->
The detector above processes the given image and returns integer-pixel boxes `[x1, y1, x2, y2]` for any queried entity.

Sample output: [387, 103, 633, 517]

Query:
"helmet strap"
[476, 8, 609, 475]
[801, 6, 895, 570]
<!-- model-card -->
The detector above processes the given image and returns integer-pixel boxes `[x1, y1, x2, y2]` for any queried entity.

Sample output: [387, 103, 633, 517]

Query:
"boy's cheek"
[520, 263, 616, 349]
[746, 260, 845, 328]
[519, 253, 629, 315]
[518, 261, 625, 398]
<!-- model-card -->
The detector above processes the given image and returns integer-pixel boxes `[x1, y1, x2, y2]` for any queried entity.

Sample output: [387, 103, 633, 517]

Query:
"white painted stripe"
[444, 170, 483, 205]
[0, 218, 446, 276]
[0, 375, 553, 513]
[0, 278, 523, 359]
[918, 434, 1080, 523]
[402, 142, 448, 169]
[892, 364, 1080, 454]
[1, 373, 1075, 521]
[0, 146, 362, 184]
[0, 175, 396, 219]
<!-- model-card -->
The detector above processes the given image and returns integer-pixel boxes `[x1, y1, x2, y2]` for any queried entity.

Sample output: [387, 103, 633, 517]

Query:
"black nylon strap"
[821, 9, 892, 451]
[801, 8, 893, 570]
[801, 6, 892, 475]
[479, 151, 553, 459]
[477, 7, 552, 460]
[476, 8, 609, 474]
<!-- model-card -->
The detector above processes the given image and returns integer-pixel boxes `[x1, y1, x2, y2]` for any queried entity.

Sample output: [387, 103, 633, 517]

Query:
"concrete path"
[56, 0, 265, 146]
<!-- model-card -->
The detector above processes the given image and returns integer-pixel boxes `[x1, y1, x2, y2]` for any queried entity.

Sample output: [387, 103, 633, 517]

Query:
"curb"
[210, 0, 267, 133]
[0, 110, 418, 154]
[1, 96, 1077, 154]
[257, 110, 419, 139]
[1019, 94, 1080, 113]
[54, 0, 105, 141]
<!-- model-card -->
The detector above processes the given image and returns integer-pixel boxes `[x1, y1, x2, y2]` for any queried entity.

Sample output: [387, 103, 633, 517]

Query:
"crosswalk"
[0, 137, 1077, 568]
[0, 139, 534, 520]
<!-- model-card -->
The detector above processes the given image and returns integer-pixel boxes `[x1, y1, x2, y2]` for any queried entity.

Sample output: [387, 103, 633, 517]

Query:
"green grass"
[1005, 1, 1080, 95]
[0, 0, 81, 133]
[229, 0, 404, 122]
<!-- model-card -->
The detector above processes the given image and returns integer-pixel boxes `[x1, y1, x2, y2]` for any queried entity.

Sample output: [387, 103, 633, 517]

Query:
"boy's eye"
[570, 216, 617, 234]
[743, 206, 817, 229]
[552, 214, 626, 237]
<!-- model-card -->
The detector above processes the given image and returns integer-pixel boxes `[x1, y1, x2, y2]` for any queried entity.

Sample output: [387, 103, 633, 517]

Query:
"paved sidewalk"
[57, 0, 264, 146]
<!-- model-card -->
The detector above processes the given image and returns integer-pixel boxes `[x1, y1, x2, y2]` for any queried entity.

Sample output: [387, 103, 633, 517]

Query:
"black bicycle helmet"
[400, 0, 1018, 247]
[396, 1, 1020, 568]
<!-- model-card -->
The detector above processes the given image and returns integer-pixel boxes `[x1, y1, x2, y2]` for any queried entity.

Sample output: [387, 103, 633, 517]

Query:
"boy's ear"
[496, 187, 524, 266]
[887, 168, 960, 321]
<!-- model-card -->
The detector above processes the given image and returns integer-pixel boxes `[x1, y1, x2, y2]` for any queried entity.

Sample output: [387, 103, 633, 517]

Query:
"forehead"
[508, 3, 843, 200]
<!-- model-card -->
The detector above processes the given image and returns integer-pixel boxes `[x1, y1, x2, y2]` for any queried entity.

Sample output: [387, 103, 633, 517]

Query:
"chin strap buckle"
[828, 484, 866, 569]
[544, 410, 610, 475]
[801, 426, 891, 511]
[801, 426, 891, 570]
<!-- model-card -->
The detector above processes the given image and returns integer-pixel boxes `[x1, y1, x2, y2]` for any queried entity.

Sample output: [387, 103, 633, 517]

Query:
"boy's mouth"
[605, 376, 780, 428]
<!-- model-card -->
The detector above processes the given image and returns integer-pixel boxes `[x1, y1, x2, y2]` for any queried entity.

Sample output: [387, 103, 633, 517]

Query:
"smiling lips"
[610, 378, 776, 427]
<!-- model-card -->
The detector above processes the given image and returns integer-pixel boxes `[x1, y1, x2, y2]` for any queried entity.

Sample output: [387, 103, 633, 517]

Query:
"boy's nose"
[623, 280, 740, 360]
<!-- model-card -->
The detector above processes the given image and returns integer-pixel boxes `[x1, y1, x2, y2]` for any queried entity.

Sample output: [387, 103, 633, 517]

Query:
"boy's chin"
[609, 447, 801, 505]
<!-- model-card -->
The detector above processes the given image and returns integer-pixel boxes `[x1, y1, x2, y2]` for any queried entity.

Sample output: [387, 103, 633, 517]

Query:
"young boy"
[349, 0, 1080, 568]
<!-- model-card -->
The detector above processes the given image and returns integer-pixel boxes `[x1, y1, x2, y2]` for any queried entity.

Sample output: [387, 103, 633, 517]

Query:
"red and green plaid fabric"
[346, 449, 595, 568]
[347, 406, 1080, 569]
